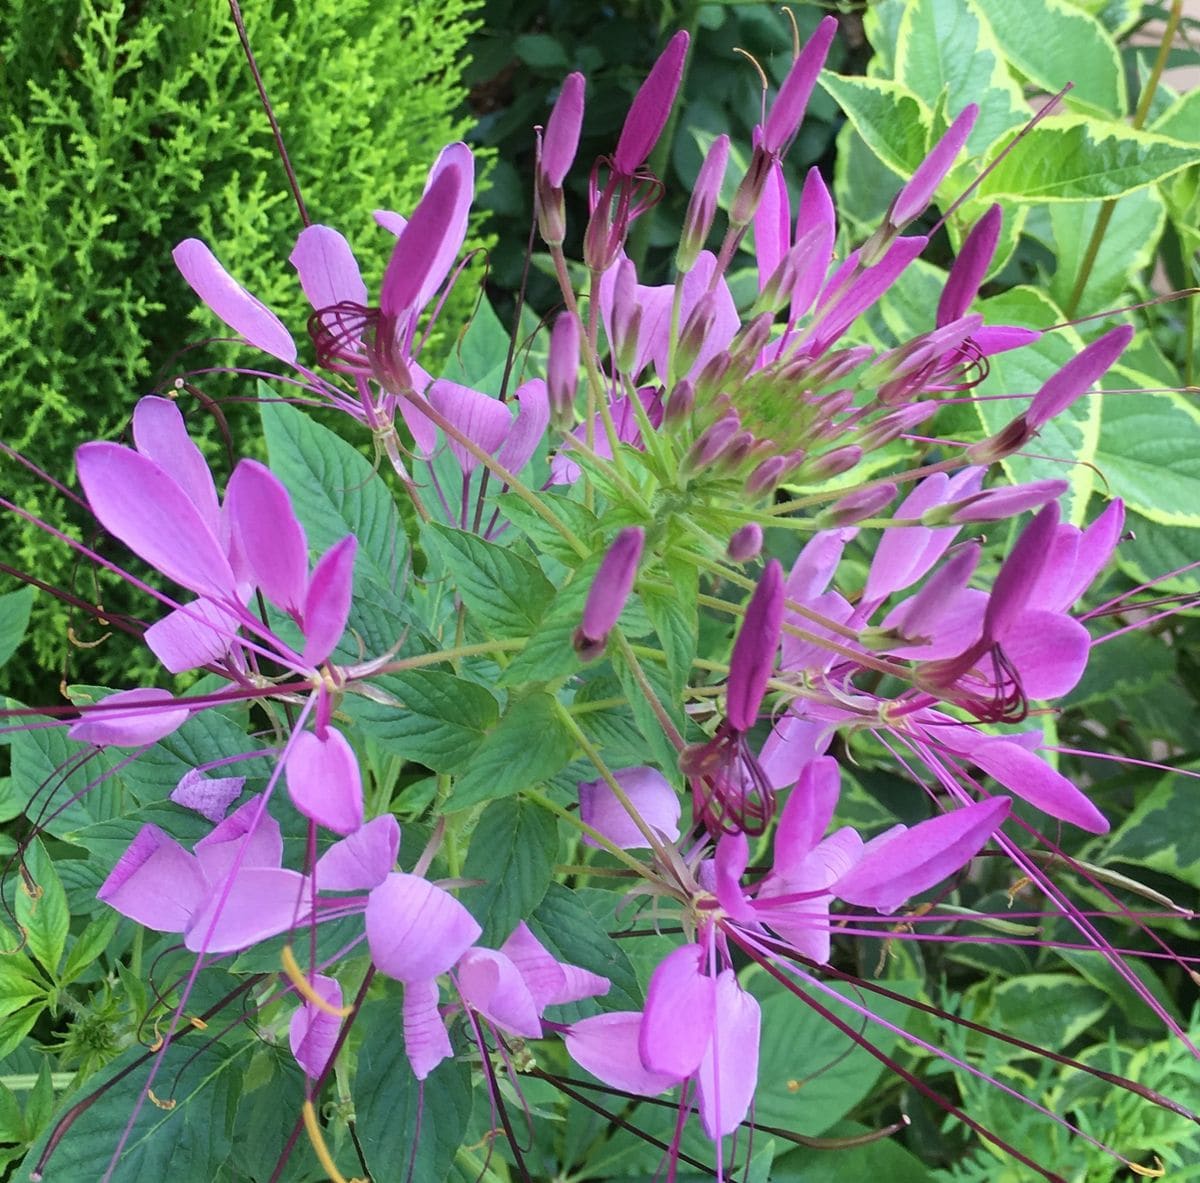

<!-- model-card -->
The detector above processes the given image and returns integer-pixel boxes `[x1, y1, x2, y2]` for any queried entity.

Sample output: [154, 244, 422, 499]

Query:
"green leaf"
[497, 491, 599, 567]
[1094, 391, 1200, 526]
[0, 1081, 24, 1144]
[817, 74, 930, 178]
[0, 959, 47, 1020]
[612, 647, 687, 776]
[59, 912, 120, 986]
[0, 586, 34, 669]
[992, 973, 1110, 1046]
[461, 797, 558, 944]
[346, 670, 499, 773]
[1150, 88, 1200, 144]
[772, 1122, 934, 1183]
[497, 576, 589, 687]
[641, 564, 698, 701]
[0, 1004, 44, 1062]
[446, 693, 575, 810]
[1107, 771, 1200, 887]
[1113, 512, 1200, 594]
[423, 521, 555, 639]
[16, 837, 69, 978]
[980, 0, 1124, 118]
[354, 998, 473, 1183]
[512, 32, 569, 71]
[978, 120, 1200, 202]
[437, 295, 511, 395]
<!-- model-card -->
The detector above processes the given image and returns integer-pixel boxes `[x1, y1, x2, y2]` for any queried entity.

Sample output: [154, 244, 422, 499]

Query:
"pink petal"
[578, 766, 680, 849]
[772, 757, 841, 877]
[172, 239, 296, 363]
[316, 814, 401, 892]
[971, 740, 1108, 833]
[639, 944, 715, 1077]
[381, 162, 466, 318]
[762, 16, 838, 153]
[194, 794, 283, 881]
[495, 379, 550, 473]
[302, 536, 357, 665]
[541, 72, 586, 187]
[170, 770, 245, 823]
[1002, 610, 1091, 699]
[938, 204, 1001, 326]
[754, 159, 791, 290]
[834, 797, 1010, 913]
[415, 143, 475, 311]
[225, 460, 309, 616]
[76, 442, 236, 599]
[456, 949, 543, 1038]
[891, 105, 978, 225]
[68, 687, 189, 748]
[97, 824, 205, 932]
[1029, 324, 1133, 429]
[131, 397, 221, 533]
[289, 225, 368, 314]
[286, 728, 364, 836]
[813, 237, 928, 351]
[790, 168, 836, 317]
[144, 597, 242, 674]
[184, 867, 308, 953]
[712, 833, 755, 923]
[695, 971, 760, 1138]
[500, 922, 610, 1009]
[366, 874, 481, 983]
[759, 710, 832, 789]
[429, 380, 512, 475]
[727, 560, 784, 732]
[404, 977, 452, 1080]
[289, 973, 343, 1079]
[613, 31, 689, 175]
[565, 1012, 682, 1095]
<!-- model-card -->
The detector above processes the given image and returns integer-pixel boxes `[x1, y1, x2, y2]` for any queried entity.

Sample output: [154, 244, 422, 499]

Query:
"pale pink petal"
[289, 973, 343, 1079]
[366, 874, 481, 983]
[131, 397, 220, 533]
[772, 757, 841, 877]
[97, 824, 205, 932]
[579, 766, 680, 849]
[302, 536, 357, 666]
[790, 167, 836, 317]
[1002, 610, 1091, 699]
[971, 740, 1108, 833]
[565, 1012, 682, 1095]
[225, 460, 309, 615]
[759, 710, 832, 789]
[495, 379, 550, 473]
[639, 944, 715, 1077]
[316, 814, 401, 892]
[194, 794, 283, 881]
[173, 239, 297, 363]
[695, 971, 760, 1138]
[69, 687, 189, 747]
[286, 728, 364, 836]
[170, 770, 244, 823]
[404, 977, 452, 1080]
[456, 948, 543, 1038]
[289, 225, 368, 314]
[429, 380, 512, 475]
[144, 597, 242, 674]
[500, 922, 610, 1009]
[184, 867, 308, 953]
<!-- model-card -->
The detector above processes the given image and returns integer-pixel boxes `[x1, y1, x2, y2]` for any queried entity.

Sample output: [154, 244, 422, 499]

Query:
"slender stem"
[611, 630, 687, 751]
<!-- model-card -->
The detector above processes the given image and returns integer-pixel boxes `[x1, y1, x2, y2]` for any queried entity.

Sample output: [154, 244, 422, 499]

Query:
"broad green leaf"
[1055, 945, 1182, 1030]
[461, 797, 558, 944]
[497, 576, 589, 687]
[772, 1123, 934, 1183]
[1107, 771, 1200, 887]
[1064, 628, 1175, 709]
[59, 912, 120, 987]
[894, 0, 1027, 153]
[1151, 88, 1200, 144]
[0, 1081, 23, 1144]
[1094, 391, 1200, 526]
[1049, 187, 1165, 315]
[422, 522, 555, 639]
[354, 998, 473, 1183]
[1112, 512, 1200, 594]
[438, 295, 511, 396]
[0, 959, 47, 1019]
[0, 586, 34, 668]
[980, 0, 1125, 118]
[346, 670, 499, 773]
[641, 563, 698, 702]
[992, 973, 1110, 1046]
[16, 837, 69, 978]
[0, 1005, 46, 1062]
[817, 74, 930, 178]
[978, 120, 1200, 202]
[833, 126, 902, 233]
[446, 692, 575, 810]
[612, 646, 687, 775]
[497, 490, 599, 567]
[974, 287, 1097, 523]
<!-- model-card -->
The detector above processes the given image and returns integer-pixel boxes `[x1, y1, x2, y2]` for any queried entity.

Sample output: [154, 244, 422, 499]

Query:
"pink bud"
[727, 559, 784, 732]
[542, 72, 586, 187]
[613, 31, 689, 175]
[575, 527, 645, 660]
[937, 204, 1002, 326]
[890, 105, 978, 227]
[726, 523, 763, 562]
[762, 16, 838, 154]
[678, 134, 728, 272]
[548, 311, 581, 430]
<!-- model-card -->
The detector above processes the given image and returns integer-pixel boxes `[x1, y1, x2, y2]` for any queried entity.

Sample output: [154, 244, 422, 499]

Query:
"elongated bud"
[801, 444, 861, 482]
[937, 203, 1002, 326]
[665, 378, 695, 423]
[726, 560, 784, 731]
[575, 528, 645, 660]
[761, 15, 838, 154]
[542, 73, 585, 188]
[678, 134, 728, 273]
[686, 411, 742, 469]
[889, 104, 978, 228]
[675, 291, 718, 375]
[1027, 324, 1132, 429]
[726, 523, 763, 562]
[613, 31, 689, 175]
[817, 482, 898, 528]
[548, 311, 581, 430]
[934, 479, 1068, 524]
[744, 453, 789, 496]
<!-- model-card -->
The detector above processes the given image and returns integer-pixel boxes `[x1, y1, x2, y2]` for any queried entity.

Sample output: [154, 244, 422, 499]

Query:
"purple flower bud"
[1028, 324, 1133, 429]
[575, 527, 645, 660]
[674, 291, 719, 375]
[613, 31, 689, 176]
[818, 482, 898, 527]
[727, 559, 784, 732]
[762, 16, 838, 154]
[937, 204, 1002, 326]
[541, 72, 586, 188]
[940, 479, 1069, 524]
[686, 411, 742, 469]
[744, 453, 790, 496]
[678, 134, 728, 272]
[890, 104, 978, 227]
[804, 445, 861, 482]
[665, 378, 696, 423]
[548, 311, 581, 430]
[726, 523, 763, 562]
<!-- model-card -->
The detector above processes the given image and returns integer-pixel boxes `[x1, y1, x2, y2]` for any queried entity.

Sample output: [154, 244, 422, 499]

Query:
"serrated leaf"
[496, 491, 599, 566]
[16, 837, 69, 978]
[817, 74, 930, 178]
[641, 568, 697, 701]
[423, 522, 555, 639]
[346, 669, 498, 773]
[978, 120, 1200, 201]
[0, 959, 47, 1019]
[992, 973, 1110, 1046]
[0, 586, 34, 668]
[497, 578, 588, 686]
[461, 797, 558, 944]
[1107, 771, 1200, 887]
[59, 912, 120, 987]
[0, 1082, 24, 1144]
[1113, 512, 1200, 594]
[446, 693, 576, 810]
[354, 998, 473, 1183]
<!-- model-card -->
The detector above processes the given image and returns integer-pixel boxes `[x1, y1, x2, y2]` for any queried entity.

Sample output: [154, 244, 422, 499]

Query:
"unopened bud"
[678, 134, 729, 273]
[816, 483, 898, 528]
[726, 523, 763, 561]
[674, 292, 718, 376]
[548, 311, 581, 430]
[575, 527, 645, 660]
[686, 411, 742, 469]
[665, 378, 696, 423]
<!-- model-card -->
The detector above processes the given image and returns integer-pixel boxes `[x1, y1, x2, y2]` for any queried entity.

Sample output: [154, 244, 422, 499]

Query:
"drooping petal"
[727, 559, 784, 732]
[194, 794, 284, 881]
[455, 948, 543, 1038]
[366, 874, 481, 982]
[225, 460, 309, 616]
[578, 766, 680, 849]
[76, 442, 237, 599]
[145, 598, 242, 674]
[566, 1012, 682, 1096]
[289, 973, 343, 1079]
[639, 944, 715, 1077]
[184, 867, 308, 953]
[289, 225, 368, 315]
[97, 825, 205, 932]
[170, 770, 245, 824]
[500, 922, 610, 1009]
[302, 536, 357, 666]
[971, 740, 1108, 833]
[68, 687, 189, 748]
[833, 797, 1010, 913]
[173, 239, 297, 363]
[316, 814, 401, 892]
[403, 977, 452, 1080]
[131, 397, 221, 533]
[429, 380, 512, 475]
[613, 31, 689, 175]
[695, 971, 761, 1138]
[1001, 610, 1091, 699]
[286, 728, 364, 836]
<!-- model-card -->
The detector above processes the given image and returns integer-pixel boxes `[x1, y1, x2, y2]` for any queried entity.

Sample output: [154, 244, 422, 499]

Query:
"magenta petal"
[566, 1012, 682, 1096]
[762, 15, 837, 152]
[578, 528, 645, 651]
[639, 944, 715, 1077]
[773, 757, 841, 877]
[145, 598, 241, 674]
[404, 977, 452, 1080]
[578, 766, 680, 849]
[1028, 324, 1133, 428]
[834, 798, 1010, 913]
[971, 740, 1108, 833]
[727, 560, 784, 732]
[695, 970, 760, 1138]
[495, 379, 550, 473]
[790, 167, 836, 317]
[171, 770, 245, 824]
[814, 237, 928, 351]
[416, 143, 475, 311]
[500, 922, 609, 1009]
[289, 225, 368, 314]
[754, 159, 790, 290]
[131, 397, 221, 532]
[541, 72, 586, 187]
[316, 814, 400, 892]
[429, 380, 512, 475]
[185, 867, 307, 953]
[456, 948, 543, 1038]
[759, 710, 831, 790]
[984, 502, 1060, 640]
[1055, 498, 1125, 611]
[380, 166, 465, 318]
[302, 536, 357, 666]
[713, 833, 755, 923]
[286, 728, 364, 836]
[69, 687, 189, 748]
[172, 239, 296, 363]
[194, 794, 283, 881]
[77, 443, 236, 599]
[613, 31, 689, 175]
[289, 974, 343, 1079]
[366, 874, 481, 983]
[938, 204, 1001, 326]
[97, 825, 205, 932]
[891, 104, 978, 225]
[1002, 610, 1091, 699]
[226, 460, 309, 615]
